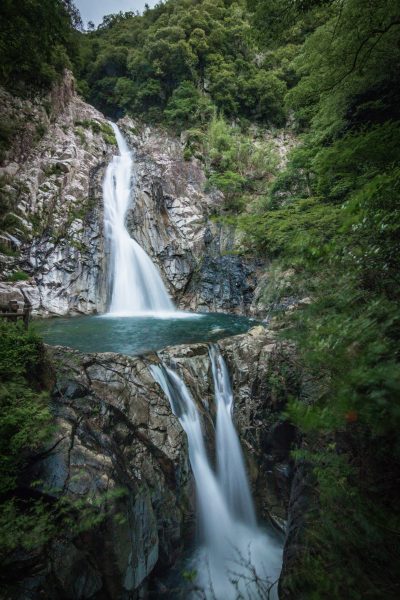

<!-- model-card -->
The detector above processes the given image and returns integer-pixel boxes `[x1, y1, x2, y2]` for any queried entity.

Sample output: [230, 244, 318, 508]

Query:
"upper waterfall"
[103, 123, 174, 315]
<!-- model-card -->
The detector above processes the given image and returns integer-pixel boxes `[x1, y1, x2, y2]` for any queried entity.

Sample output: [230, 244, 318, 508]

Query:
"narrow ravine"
[27, 117, 285, 599]
[105, 126, 283, 597]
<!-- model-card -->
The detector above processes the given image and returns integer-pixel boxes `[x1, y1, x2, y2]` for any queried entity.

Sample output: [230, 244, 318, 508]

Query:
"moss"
[1, 212, 28, 237]
[6, 270, 30, 282]
[183, 147, 192, 161]
[74, 127, 86, 145]
[42, 100, 52, 117]
[34, 122, 47, 141]
[43, 163, 64, 177]
[0, 241, 18, 256]
[103, 132, 117, 146]
[74, 119, 93, 129]
[0, 118, 20, 163]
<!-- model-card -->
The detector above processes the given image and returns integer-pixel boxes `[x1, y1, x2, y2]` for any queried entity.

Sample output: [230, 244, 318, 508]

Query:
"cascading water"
[104, 121, 281, 597]
[209, 343, 257, 527]
[149, 364, 234, 560]
[103, 123, 174, 315]
[150, 349, 282, 599]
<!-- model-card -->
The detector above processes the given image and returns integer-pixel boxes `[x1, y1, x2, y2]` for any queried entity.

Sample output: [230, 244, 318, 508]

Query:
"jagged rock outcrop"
[0, 72, 115, 315]
[159, 325, 295, 526]
[5, 348, 193, 600]
[6, 326, 293, 599]
[119, 117, 264, 314]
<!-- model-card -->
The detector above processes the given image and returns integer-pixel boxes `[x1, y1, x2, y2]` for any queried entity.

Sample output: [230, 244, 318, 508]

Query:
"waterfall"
[103, 123, 174, 315]
[209, 344, 257, 527]
[150, 350, 282, 599]
[149, 364, 233, 558]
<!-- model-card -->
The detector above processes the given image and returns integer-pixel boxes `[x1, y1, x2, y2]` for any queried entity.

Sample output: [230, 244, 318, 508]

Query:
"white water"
[103, 123, 174, 315]
[150, 352, 282, 599]
[209, 343, 257, 527]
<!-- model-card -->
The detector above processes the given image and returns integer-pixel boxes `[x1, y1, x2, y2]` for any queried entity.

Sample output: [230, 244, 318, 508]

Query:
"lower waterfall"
[150, 346, 282, 599]
[103, 123, 174, 315]
[209, 343, 257, 527]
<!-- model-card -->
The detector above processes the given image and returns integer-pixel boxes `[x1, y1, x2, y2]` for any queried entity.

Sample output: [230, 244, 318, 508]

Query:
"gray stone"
[6, 328, 295, 599]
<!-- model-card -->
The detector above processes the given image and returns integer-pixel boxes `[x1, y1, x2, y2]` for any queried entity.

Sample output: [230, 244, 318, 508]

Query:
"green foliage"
[165, 81, 214, 132]
[6, 270, 30, 282]
[74, 119, 117, 144]
[0, 322, 128, 568]
[287, 444, 400, 599]
[286, 288, 400, 437]
[74, 126, 86, 145]
[76, 0, 289, 126]
[312, 123, 400, 202]
[1, 0, 399, 595]
[0, 485, 127, 560]
[0, 322, 51, 496]
[229, 1, 400, 597]
[0, 0, 81, 94]
[208, 171, 246, 195]
[0, 241, 19, 257]
[201, 114, 279, 211]
[236, 198, 340, 259]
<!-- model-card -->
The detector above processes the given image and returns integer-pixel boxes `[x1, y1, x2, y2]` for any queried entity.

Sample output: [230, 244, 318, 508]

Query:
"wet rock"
[119, 118, 265, 314]
[6, 327, 295, 599]
[5, 347, 192, 600]
[1, 81, 267, 317]
[158, 326, 295, 524]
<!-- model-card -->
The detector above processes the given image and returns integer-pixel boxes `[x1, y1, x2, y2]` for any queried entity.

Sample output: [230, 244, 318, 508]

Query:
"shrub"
[6, 271, 30, 282]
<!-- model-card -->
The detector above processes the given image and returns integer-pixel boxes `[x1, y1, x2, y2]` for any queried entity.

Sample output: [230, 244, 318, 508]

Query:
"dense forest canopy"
[0, 0, 82, 92]
[1, 0, 400, 598]
[74, 0, 288, 126]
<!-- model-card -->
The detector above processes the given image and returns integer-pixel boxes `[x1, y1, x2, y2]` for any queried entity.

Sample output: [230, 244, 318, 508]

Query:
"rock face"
[0, 80, 264, 317]
[116, 117, 264, 314]
[6, 327, 293, 599]
[6, 348, 193, 600]
[0, 72, 114, 316]
[0, 282, 26, 313]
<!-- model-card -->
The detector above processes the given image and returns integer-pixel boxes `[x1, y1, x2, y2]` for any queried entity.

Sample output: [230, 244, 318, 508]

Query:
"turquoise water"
[35, 312, 258, 356]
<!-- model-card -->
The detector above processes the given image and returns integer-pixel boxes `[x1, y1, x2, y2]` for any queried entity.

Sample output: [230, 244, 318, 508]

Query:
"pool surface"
[35, 312, 258, 356]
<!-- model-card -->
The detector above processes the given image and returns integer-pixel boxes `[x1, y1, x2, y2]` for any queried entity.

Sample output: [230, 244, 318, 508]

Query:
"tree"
[0, 0, 81, 92]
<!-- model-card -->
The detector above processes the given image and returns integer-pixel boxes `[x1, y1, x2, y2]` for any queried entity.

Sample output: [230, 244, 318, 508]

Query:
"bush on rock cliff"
[0, 322, 53, 557]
